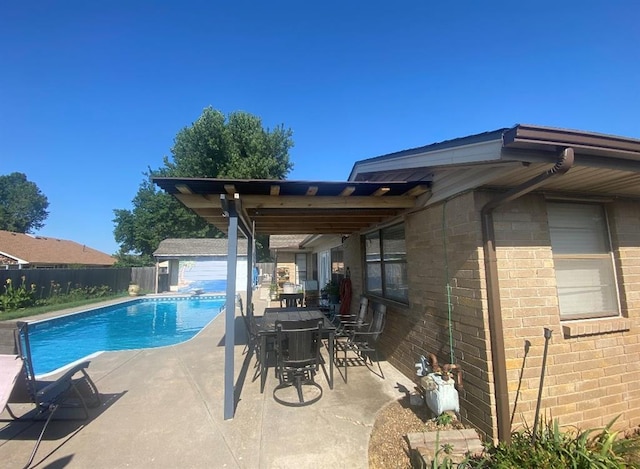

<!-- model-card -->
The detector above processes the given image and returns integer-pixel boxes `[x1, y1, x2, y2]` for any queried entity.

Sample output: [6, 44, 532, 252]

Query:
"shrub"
[0, 276, 36, 311]
[0, 278, 113, 312]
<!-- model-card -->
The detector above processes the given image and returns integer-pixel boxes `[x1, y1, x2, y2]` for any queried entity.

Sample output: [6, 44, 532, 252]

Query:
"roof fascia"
[298, 234, 343, 250]
[349, 139, 503, 181]
[0, 251, 27, 264]
[503, 124, 640, 160]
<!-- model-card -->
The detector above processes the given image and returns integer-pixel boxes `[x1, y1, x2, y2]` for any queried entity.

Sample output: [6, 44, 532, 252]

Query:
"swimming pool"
[27, 296, 226, 375]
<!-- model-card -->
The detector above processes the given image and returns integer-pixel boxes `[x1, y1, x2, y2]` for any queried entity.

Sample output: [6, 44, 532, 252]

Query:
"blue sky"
[2, 1, 639, 255]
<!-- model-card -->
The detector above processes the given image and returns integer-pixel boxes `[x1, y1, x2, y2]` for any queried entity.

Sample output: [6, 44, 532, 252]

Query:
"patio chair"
[333, 295, 369, 336]
[2, 321, 100, 469]
[237, 296, 258, 354]
[237, 296, 274, 382]
[336, 302, 386, 383]
[272, 318, 324, 407]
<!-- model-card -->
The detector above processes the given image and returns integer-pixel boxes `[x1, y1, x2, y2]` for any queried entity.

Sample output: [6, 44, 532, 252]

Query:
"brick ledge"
[562, 318, 631, 338]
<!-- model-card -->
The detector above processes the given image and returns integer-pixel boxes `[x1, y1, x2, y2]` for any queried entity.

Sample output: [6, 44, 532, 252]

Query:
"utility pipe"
[532, 327, 553, 444]
[481, 147, 574, 442]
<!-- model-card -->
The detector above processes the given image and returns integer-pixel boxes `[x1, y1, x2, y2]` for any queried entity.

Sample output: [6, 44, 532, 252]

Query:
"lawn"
[0, 293, 129, 321]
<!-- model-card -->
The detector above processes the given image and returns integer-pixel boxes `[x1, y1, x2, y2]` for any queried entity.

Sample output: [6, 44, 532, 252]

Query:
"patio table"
[255, 307, 335, 393]
[277, 293, 304, 308]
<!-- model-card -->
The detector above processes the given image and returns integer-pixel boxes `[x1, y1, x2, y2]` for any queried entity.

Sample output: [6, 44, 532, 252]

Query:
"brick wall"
[343, 192, 497, 438]
[342, 190, 640, 440]
[492, 194, 640, 433]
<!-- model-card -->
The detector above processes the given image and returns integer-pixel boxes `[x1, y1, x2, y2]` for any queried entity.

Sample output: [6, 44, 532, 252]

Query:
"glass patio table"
[254, 307, 336, 393]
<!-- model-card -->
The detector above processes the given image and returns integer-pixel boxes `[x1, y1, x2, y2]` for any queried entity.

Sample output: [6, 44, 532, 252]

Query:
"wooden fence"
[131, 266, 155, 293]
[0, 268, 134, 300]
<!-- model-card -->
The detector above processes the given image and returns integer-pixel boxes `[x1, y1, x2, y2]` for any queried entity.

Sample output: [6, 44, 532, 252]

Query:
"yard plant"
[1, 276, 118, 318]
[461, 416, 640, 469]
[1, 277, 36, 311]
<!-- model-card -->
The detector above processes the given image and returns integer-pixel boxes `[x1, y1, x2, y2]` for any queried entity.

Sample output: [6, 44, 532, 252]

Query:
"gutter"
[481, 146, 574, 442]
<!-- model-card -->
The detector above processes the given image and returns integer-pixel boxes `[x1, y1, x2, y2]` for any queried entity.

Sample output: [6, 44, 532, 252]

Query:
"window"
[295, 253, 307, 283]
[364, 223, 408, 303]
[548, 202, 620, 320]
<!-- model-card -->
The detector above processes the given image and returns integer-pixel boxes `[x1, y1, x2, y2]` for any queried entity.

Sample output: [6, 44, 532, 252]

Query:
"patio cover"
[152, 177, 430, 419]
[152, 178, 430, 235]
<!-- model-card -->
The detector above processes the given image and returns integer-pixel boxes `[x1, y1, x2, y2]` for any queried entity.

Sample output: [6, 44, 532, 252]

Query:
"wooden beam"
[372, 187, 390, 197]
[306, 186, 318, 196]
[403, 184, 429, 197]
[175, 193, 218, 208]
[241, 195, 415, 209]
[339, 186, 356, 196]
[251, 215, 390, 223]
[175, 184, 192, 194]
[270, 185, 281, 196]
[248, 208, 401, 217]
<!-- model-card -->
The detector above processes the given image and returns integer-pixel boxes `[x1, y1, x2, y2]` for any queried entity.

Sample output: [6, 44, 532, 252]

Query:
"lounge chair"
[272, 318, 324, 407]
[1, 321, 100, 468]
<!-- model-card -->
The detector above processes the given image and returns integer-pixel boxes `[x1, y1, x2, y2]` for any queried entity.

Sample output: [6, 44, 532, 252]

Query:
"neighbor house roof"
[0, 230, 116, 267]
[153, 238, 248, 257]
[269, 235, 310, 250]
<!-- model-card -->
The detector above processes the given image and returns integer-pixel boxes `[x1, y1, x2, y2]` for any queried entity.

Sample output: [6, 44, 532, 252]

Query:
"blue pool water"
[28, 296, 226, 375]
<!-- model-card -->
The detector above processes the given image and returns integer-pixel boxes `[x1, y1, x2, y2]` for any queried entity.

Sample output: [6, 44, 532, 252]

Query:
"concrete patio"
[0, 288, 415, 468]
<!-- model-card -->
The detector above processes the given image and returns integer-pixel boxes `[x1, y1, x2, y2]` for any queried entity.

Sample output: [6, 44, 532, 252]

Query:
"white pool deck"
[0, 287, 415, 468]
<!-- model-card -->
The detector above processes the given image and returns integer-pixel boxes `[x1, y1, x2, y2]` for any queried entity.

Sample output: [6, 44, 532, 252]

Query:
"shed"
[153, 238, 248, 294]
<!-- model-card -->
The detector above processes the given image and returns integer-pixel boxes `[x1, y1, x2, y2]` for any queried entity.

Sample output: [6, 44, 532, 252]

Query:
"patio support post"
[481, 147, 574, 442]
[246, 230, 254, 316]
[221, 194, 253, 420]
[224, 210, 238, 420]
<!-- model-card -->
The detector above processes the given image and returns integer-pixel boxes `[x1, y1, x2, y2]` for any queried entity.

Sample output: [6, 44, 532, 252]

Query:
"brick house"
[0, 230, 116, 268]
[154, 124, 640, 438]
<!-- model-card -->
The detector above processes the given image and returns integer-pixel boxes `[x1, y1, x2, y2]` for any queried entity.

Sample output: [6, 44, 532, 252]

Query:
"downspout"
[481, 147, 574, 442]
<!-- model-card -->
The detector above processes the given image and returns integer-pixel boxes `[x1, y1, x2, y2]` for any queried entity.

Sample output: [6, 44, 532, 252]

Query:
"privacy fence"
[0, 267, 156, 300]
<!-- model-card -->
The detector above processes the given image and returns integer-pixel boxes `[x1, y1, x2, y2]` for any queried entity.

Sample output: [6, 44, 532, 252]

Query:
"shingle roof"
[153, 238, 248, 257]
[0, 230, 116, 266]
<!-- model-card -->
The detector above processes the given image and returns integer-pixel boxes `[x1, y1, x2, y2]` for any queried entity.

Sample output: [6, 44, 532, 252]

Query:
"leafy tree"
[0, 172, 49, 233]
[114, 107, 294, 260]
[113, 177, 217, 265]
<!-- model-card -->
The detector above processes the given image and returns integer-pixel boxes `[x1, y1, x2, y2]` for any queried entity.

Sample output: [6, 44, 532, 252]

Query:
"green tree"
[113, 107, 294, 260]
[0, 172, 49, 233]
[113, 177, 216, 265]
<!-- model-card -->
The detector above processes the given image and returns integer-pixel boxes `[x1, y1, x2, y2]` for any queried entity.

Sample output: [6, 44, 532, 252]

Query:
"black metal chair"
[336, 302, 386, 383]
[237, 295, 258, 354]
[272, 318, 324, 407]
[4, 321, 101, 468]
[333, 295, 369, 336]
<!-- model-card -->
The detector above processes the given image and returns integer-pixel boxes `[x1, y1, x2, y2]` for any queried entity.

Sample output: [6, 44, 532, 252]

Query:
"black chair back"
[368, 303, 387, 341]
[275, 318, 323, 370]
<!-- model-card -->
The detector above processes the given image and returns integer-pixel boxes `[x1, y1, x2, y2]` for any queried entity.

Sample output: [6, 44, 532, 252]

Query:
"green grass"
[0, 293, 130, 321]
